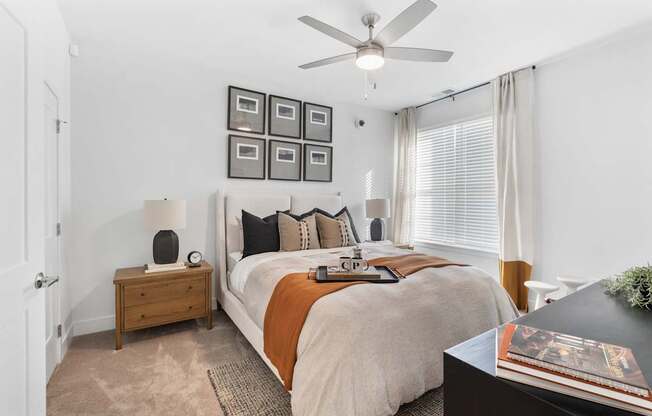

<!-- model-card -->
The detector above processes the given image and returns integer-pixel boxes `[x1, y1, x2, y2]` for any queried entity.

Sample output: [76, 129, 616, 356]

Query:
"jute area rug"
[208, 356, 443, 416]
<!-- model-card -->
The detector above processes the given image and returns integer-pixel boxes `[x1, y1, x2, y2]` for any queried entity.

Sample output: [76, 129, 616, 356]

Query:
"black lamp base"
[153, 230, 179, 264]
[370, 218, 384, 241]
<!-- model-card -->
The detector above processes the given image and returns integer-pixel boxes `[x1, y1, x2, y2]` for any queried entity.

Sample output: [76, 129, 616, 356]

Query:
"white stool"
[524, 281, 559, 310]
[557, 276, 587, 296]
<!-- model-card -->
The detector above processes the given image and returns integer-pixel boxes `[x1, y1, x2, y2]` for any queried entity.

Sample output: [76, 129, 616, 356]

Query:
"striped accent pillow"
[315, 213, 355, 248]
[278, 212, 320, 251]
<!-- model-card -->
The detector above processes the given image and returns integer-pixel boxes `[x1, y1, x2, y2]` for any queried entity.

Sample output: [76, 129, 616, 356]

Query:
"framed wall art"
[303, 143, 332, 182]
[303, 102, 332, 143]
[228, 86, 266, 135]
[268, 139, 301, 181]
[228, 135, 266, 179]
[268, 95, 301, 139]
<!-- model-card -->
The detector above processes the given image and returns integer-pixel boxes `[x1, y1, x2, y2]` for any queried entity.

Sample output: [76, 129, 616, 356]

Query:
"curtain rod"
[396, 64, 536, 114]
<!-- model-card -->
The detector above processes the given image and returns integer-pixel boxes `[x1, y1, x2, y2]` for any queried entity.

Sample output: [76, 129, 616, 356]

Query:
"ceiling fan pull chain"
[363, 71, 369, 100]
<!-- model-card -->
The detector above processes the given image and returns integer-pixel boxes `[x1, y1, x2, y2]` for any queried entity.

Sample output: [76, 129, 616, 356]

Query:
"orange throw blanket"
[263, 254, 466, 390]
[368, 254, 467, 277]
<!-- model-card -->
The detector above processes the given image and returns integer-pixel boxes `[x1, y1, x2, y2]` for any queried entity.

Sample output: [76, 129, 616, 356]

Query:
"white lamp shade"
[144, 200, 186, 230]
[365, 198, 390, 219]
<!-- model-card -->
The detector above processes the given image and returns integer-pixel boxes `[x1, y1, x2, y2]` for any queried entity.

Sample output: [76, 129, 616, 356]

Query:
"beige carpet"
[47, 310, 255, 416]
[48, 310, 444, 415]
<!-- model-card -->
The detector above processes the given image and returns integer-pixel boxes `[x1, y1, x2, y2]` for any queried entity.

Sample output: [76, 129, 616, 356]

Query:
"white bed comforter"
[229, 244, 518, 416]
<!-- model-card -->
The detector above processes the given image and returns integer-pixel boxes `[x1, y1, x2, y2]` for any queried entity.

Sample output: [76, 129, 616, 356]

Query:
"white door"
[0, 5, 47, 416]
[44, 84, 61, 382]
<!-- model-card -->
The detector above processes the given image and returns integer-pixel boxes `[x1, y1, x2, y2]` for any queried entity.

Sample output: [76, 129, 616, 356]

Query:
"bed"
[215, 190, 518, 416]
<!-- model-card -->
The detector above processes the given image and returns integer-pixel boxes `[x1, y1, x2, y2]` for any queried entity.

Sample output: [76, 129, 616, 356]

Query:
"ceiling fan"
[298, 0, 453, 71]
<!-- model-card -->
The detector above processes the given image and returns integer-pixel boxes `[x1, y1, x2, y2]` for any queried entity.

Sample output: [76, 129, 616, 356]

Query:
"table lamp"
[144, 199, 186, 264]
[365, 198, 390, 241]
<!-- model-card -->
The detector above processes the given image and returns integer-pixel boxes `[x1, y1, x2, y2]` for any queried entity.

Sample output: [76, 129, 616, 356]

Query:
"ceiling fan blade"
[384, 47, 453, 62]
[298, 16, 363, 49]
[298, 53, 356, 69]
[374, 0, 437, 47]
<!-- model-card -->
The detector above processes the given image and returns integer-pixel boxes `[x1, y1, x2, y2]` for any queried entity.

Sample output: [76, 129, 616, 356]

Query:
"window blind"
[415, 116, 498, 252]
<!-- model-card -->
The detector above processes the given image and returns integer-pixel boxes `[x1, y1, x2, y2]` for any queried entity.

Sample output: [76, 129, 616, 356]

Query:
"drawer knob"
[188, 286, 192, 290]
[140, 293, 145, 297]
[188, 306, 193, 310]
[141, 314, 145, 318]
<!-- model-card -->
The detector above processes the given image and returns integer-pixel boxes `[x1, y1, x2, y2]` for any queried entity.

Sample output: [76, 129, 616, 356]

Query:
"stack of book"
[145, 262, 186, 274]
[497, 323, 652, 415]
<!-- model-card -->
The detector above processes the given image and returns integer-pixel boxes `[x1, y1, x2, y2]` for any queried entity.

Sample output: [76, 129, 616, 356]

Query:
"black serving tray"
[314, 265, 400, 283]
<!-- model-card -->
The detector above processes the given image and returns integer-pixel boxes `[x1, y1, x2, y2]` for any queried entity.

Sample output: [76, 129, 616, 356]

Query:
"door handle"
[34, 272, 60, 289]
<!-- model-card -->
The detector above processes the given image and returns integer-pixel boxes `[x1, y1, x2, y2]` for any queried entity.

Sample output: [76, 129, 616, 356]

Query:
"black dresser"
[444, 282, 652, 415]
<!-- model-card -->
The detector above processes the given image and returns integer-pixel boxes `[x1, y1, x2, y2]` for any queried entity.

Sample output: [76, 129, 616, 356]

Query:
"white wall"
[67, 44, 394, 334]
[417, 84, 492, 130]
[533, 25, 652, 289]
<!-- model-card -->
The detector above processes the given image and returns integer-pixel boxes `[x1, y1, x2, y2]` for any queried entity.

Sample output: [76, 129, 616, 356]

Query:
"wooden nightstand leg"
[206, 273, 213, 330]
[115, 284, 123, 350]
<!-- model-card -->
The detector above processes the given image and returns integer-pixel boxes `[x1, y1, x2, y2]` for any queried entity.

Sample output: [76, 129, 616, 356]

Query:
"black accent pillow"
[296, 206, 361, 243]
[280, 210, 314, 221]
[241, 210, 281, 258]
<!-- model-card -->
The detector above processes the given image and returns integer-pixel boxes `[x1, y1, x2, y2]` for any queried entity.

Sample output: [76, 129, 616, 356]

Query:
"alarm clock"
[187, 251, 203, 267]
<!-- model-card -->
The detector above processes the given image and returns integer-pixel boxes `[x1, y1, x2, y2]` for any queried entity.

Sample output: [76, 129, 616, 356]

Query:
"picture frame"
[303, 143, 332, 182]
[303, 102, 332, 143]
[228, 86, 266, 135]
[269, 139, 302, 181]
[228, 135, 266, 179]
[268, 95, 302, 139]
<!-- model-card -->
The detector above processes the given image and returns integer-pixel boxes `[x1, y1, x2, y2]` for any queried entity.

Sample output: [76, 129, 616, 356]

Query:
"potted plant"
[604, 265, 652, 310]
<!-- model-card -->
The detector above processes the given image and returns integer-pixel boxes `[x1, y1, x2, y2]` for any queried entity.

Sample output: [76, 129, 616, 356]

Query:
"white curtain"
[493, 68, 535, 310]
[391, 107, 417, 244]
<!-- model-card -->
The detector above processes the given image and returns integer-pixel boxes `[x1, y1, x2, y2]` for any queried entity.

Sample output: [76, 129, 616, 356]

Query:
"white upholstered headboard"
[215, 189, 343, 303]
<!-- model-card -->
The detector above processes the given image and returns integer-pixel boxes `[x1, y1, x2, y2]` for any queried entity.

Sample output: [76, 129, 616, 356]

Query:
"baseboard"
[61, 324, 74, 358]
[73, 314, 115, 336]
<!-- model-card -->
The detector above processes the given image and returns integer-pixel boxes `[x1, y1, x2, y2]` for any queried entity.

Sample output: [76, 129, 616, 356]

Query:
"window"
[415, 116, 498, 252]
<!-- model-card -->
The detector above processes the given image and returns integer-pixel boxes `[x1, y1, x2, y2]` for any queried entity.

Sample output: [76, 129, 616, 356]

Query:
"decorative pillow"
[240, 210, 281, 258]
[277, 212, 320, 251]
[312, 206, 361, 243]
[314, 213, 355, 248]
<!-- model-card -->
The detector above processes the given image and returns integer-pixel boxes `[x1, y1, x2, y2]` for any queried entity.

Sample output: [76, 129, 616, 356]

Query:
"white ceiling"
[58, 0, 652, 111]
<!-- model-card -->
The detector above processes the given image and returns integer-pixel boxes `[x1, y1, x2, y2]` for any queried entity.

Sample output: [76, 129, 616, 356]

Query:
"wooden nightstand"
[113, 261, 213, 350]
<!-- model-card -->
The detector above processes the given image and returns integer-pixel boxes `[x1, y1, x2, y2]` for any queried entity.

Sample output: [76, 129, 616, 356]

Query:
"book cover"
[507, 324, 649, 396]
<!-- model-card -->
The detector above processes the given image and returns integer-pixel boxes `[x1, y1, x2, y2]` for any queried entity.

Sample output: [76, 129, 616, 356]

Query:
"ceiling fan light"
[356, 47, 384, 70]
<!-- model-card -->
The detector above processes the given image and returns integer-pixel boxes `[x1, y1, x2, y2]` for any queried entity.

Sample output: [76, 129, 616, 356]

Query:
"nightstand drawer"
[124, 277, 206, 307]
[124, 295, 206, 330]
